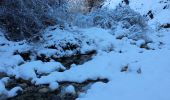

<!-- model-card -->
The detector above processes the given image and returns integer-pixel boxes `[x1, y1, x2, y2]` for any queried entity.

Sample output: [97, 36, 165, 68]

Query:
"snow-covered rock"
[62, 85, 76, 94]
[14, 61, 65, 80]
[49, 82, 59, 91]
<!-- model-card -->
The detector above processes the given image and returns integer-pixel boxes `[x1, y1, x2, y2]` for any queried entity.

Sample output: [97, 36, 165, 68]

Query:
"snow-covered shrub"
[71, 5, 149, 41]
[112, 6, 149, 41]
[0, 0, 105, 41]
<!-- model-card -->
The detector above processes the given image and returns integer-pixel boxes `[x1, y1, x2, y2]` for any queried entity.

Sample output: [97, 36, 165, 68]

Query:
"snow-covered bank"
[1, 27, 170, 99]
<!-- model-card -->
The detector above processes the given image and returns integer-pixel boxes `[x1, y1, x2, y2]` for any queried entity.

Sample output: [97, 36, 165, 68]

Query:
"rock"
[38, 88, 50, 93]
[121, 65, 128, 72]
[19, 83, 27, 88]
[13, 51, 31, 61]
[147, 10, 154, 19]
[0, 72, 7, 78]
[137, 68, 142, 74]
[63, 93, 76, 100]
[161, 23, 170, 28]
[0, 94, 8, 100]
[51, 95, 61, 100]
[123, 0, 129, 5]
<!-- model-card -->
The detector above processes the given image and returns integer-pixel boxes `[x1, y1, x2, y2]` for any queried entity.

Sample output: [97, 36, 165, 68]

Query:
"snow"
[0, 0, 170, 99]
[129, 0, 170, 28]
[104, 0, 170, 28]
[129, 0, 154, 15]
[77, 49, 170, 100]
[14, 61, 65, 80]
[150, 9, 170, 25]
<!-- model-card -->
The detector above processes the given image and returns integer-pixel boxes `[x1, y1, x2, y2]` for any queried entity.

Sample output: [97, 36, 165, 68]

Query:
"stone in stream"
[0, 94, 8, 100]
[0, 72, 7, 78]
[38, 88, 50, 93]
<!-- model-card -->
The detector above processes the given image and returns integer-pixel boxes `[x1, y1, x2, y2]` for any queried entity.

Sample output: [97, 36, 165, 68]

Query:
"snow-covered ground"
[0, 0, 170, 100]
